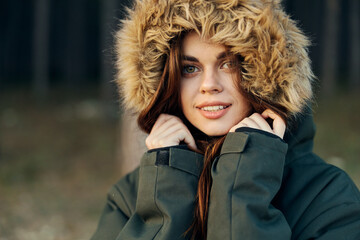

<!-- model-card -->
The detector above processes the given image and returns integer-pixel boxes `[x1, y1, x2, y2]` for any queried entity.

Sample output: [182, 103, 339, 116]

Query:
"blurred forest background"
[1, 0, 359, 239]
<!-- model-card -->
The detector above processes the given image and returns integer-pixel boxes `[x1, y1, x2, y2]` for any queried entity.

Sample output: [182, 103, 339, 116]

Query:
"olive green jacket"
[91, 115, 360, 240]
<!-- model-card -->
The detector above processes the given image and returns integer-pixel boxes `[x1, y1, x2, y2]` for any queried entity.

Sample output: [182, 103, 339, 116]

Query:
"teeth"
[201, 105, 226, 111]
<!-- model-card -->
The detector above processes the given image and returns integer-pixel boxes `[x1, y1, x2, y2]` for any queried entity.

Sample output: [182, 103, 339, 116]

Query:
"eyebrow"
[216, 52, 227, 60]
[182, 51, 228, 62]
[182, 55, 199, 62]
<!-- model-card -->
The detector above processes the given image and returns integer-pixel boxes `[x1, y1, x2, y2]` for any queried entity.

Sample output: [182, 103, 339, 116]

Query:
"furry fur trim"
[115, 0, 314, 116]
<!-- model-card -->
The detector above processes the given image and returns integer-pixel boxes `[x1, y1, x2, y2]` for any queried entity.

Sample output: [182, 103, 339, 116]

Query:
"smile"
[200, 105, 230, 112]
[196, 103, 232, 119]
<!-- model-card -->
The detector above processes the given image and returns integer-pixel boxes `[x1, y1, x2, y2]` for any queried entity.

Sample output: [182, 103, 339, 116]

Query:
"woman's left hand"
[229, 109, 286, 139]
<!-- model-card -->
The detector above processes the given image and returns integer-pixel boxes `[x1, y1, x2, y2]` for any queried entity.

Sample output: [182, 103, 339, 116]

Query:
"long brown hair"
[137, 34, 287, 239]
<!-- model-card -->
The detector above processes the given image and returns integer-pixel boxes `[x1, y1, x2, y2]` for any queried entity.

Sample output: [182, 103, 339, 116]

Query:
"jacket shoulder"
[288, 153, 359, 201]
[277, 153, 360, 239]
[282, 153, 360, 207]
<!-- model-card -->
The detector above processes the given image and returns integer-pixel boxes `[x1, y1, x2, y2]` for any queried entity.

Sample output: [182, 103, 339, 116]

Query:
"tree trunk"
[32, 0, 50, 97]
[321, 0, 340, 96]
[349, 0, 360, 90]
[65, 0, 86, 86]
[100, 0, 118, 103]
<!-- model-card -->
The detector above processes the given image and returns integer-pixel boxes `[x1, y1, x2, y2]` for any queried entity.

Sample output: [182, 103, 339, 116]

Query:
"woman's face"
[180, 32, 252, 136]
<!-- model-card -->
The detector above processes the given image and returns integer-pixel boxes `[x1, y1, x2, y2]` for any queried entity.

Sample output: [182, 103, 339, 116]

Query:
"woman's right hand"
[145, 114, 197, 151]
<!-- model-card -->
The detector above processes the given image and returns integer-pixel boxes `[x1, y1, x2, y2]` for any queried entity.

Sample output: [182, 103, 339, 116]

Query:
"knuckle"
[153, 139, 160, 147]
[158, 113, 169, 121]
[242, 117, 250, 123]
[171, 116, 182, 124]
[168, 117, 177, 124]
[145, 138, 152, 149]
[157, 115, 164, 122]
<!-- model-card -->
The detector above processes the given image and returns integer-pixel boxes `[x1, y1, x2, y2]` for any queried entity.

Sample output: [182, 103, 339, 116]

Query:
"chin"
[198, 126, 230, 137]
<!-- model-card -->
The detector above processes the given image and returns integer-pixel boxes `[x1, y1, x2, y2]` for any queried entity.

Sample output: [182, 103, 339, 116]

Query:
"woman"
[92, 0, 360, 239]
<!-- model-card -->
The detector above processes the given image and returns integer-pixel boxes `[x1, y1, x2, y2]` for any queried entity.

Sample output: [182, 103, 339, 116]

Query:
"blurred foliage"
[0, 89, 120, 240]
[313, 92, 360, 186]
[0, 88, 359, 239]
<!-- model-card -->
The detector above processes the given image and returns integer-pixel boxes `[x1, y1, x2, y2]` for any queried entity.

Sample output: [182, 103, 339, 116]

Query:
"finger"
[248, 113, 273, 132]
[229, 117, 258, 132]
[261, 109, 286, 138]
[181, 131, 198, 151]
[146, 123, 182, 149]
[145, 135, 155, 149]
[149, 116, 181, 145]
[151, 116, 183, 138]
[261, 109, 279, 120]
[146, 118, 197, 150]
[272, 117, 286, 138]
[150, 127, 196, 149]
[151, 114, 173, 133]
[146, 134, 159, 149]
[172, 128, 198, 151]
[239, 117, 261, 129]
[151, 122, 184, 146]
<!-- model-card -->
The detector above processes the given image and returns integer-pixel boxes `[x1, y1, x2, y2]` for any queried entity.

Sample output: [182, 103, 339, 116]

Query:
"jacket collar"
[284, 108, 316, 165]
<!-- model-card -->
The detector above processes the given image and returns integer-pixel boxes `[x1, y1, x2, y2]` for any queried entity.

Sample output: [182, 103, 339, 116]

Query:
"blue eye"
[183, 65, 199, 74]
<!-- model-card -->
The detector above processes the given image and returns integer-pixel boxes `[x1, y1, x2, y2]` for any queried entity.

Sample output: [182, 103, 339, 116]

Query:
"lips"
[196, 102, 231, 119]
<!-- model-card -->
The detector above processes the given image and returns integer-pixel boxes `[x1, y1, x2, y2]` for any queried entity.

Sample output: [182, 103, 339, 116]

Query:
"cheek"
[180, 81, 193, 111]
[228, 86, 252, 118]
[180, 91, 189, 118]
[235, 95, 252, 118]
[180, 82, 186, 107]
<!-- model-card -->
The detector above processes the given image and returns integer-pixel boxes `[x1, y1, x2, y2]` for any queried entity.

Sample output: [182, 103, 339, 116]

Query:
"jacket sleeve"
[90, 167, 139, 240]
[207, 128, 291, 240]
[91, 146, 203, 240]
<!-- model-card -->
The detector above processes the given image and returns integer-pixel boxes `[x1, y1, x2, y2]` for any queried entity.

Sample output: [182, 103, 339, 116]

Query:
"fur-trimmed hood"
[115, 0, 314, 117]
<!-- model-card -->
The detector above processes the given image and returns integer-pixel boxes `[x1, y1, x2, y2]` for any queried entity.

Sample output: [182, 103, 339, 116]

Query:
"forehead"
[181, 31, 226, 56]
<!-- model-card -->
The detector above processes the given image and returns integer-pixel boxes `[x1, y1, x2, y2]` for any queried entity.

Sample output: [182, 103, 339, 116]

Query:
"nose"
[199, 70, 223, 94]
